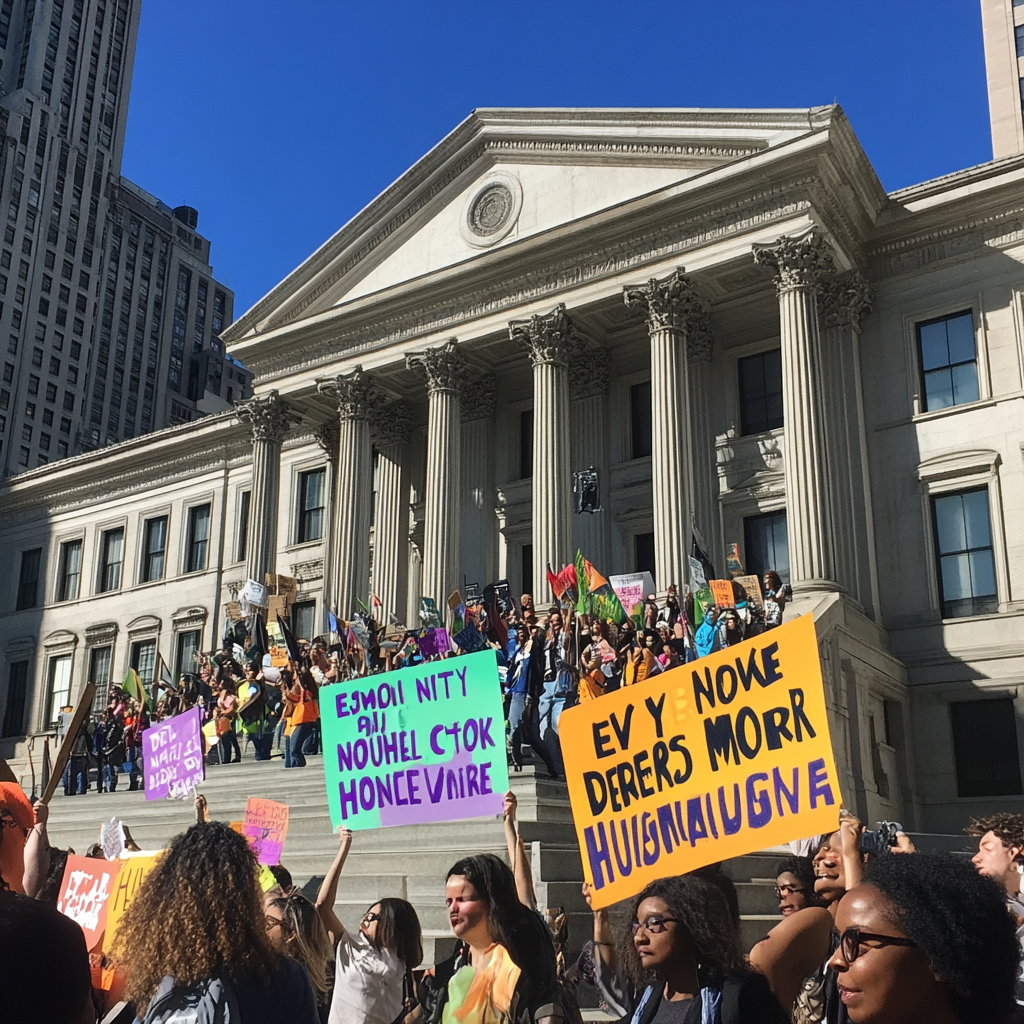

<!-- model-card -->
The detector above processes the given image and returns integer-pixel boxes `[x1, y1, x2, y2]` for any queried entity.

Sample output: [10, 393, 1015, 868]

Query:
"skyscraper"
[0, 0, 248, 476]
[980, 0, 1024, 158]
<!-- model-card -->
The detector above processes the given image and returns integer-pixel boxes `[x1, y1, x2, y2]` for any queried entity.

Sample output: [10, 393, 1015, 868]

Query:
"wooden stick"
[40, 681, 95, 805]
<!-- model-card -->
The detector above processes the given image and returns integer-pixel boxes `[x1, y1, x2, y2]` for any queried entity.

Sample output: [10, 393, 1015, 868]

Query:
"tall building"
[981, 0, 1024, 157]
[0, 0, 248, 477]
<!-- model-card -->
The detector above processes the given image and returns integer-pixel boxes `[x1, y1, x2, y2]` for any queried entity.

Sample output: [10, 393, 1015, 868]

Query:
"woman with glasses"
[827, 852, 1020, 1024]
[266, 891, 333, 1022]
[316, 826, 424, 1024]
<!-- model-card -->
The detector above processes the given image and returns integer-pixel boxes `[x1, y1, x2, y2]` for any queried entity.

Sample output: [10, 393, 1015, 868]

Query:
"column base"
[792, 578, 846, 597]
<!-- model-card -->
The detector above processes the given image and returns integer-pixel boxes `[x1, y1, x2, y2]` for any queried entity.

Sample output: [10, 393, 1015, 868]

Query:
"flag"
[327, 610, 339, 640]
[153, 654, 173, 705]
[590, 589, 627, 625]
[121, 668, 144, 705]
[546, 564, 578, 603]
[691, 531, 716, 588]
[276, 614, 302, 664]
[249, 610, 271, 669]
[575, 550, 610, 613]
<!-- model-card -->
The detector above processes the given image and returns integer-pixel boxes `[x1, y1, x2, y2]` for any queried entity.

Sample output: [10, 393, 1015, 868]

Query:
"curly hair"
[965, 813, 1024, 850]
[619, 875, 748, 989]
[864, 852, 1020, 1024]
[775, 855, 816, 891]
[111, 821, 278, 1008]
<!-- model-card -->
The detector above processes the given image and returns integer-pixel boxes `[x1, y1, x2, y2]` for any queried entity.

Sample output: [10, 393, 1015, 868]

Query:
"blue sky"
[122, 0, 991, 316]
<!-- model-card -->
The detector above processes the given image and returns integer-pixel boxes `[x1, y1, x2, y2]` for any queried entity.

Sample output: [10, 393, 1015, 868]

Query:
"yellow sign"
[105, 851, 162, 946]
[560, 615, 842, 908]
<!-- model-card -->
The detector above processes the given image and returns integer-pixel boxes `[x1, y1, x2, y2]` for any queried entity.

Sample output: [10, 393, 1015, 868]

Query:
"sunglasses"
[837, 927, 917, 963]
[629, 915, 682, 935]
[775, 884, 810, 899]
[361, 911, 380, 925]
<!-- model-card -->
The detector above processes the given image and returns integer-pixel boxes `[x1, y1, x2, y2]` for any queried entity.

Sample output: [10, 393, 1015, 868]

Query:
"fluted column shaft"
[460, 374, 496, 591]
[688, 354, 718, 559]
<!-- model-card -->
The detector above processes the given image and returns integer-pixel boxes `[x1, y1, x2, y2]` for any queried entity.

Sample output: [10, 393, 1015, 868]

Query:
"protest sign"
[321, 648, 508, 830]
[41, 682, 95, 805]
[688, 557, 707, 589]
[142, 705, 204, 800]
[609, 572, 657, 617]
[419, 627, 452, 658]
[420, 597, 442, 628]
[57, 855, 120, 951]
[100, 817, 126, 860]
[240, 578, 267, 608]
[105, 851, 162, 946]
[725, 543, 745, 578]
[733, 575, 764, 612]
[709, 579, 736, 608]
[692, 584, 713, 628]
[454, 625, 486, 653]
[559, 615, 842, 909]
[243, 797, 289, 865]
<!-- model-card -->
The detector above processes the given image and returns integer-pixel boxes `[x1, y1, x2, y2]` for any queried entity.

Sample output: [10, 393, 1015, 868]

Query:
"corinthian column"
[370, 403, 414, 624]
[624, 269, 708, 591]
[510, 305, 575, 600]
[407, 339, 466, 607]
[460, 374, 496, 591]
[316, 368, 378, 617]
[753, 232, 838, 589]
[569, 353, 610, 568]
[236, 390, 302, 587]
[313, 418, 340, 614]
[687, 315, 718, 562]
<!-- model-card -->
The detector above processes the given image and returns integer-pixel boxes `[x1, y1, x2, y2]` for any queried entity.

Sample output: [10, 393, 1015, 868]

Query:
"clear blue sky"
[121, 0, 991, 316]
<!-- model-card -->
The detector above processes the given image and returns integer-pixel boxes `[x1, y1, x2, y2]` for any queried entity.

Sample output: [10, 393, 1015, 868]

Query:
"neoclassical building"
[1, 106, 1023, 835]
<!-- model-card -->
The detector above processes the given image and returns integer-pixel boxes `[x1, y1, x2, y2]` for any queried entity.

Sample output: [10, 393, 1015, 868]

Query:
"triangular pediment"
[224, 108, 832, 343]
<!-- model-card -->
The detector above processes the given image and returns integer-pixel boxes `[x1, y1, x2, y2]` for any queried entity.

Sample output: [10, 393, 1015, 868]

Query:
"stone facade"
[1, 107, 1024, 837]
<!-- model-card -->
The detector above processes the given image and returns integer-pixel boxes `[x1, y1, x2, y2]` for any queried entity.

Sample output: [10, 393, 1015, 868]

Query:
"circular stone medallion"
[460, 173, 523, 248]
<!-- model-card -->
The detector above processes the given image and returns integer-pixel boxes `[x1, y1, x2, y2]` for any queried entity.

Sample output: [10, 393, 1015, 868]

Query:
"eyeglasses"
[264, 915, 283, 932]
[361, 911, 380, 925]
[629, 915, 682, 935]
[775, 884, 809, 899]
[837, 928, 917, 963]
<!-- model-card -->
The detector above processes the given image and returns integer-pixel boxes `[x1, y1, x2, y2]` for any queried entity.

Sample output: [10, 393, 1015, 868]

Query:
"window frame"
[1, 659, 30, 738]
[950, 696, 1023, 798]
[930, 488, 998, 619]
[183, 501, 212, 574]
[44, 652, 73, 729]
[55, 536, 83, 602]
[140, 513, 169, 584]
[915, 310, 981, 414]
[235, 488, 251, 564]
[736, 347, 784, 436]
[96, 525, 125, 594]
[16, 546, 43, 610]
[295, 467, 326, 545]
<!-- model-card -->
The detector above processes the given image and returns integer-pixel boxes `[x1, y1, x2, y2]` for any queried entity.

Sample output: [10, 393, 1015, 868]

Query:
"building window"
[16, 547, 42, 609]
[744, 510, 790, 584]
[56, 539, 82, 601]
[521, 543, 533, 597]
[917, 311, 978, 412]
[45, 654, 72, 726]
[1016, 22, 1024, 57]
[630, 381, 653, 459]
[635, 531, 656, 581]
[297, 469, 325, 543]
[89, 646, 112, 706]
[131, 639, 157, 689]
[236, 490, 250, 562]
[738, 349, 784, 435]
[185, 504, 211, 573]
[97, 527, 124, 593]
[951, 698, 1022, 797]
[174, 629, 201, 681]
[141, 516, 168, 583]
[1, 660, 29, 737]
[291, 601, 316, 643]
[518, 409, 533, 479]
[932, 488, 997, 618]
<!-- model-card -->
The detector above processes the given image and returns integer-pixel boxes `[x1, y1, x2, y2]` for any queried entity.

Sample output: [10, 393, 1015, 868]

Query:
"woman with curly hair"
[112, 820, 318, 1023]
[614, 875, 787, 1024]
[827, 851, 1021, 1024]
[265, 891, 333, 1023]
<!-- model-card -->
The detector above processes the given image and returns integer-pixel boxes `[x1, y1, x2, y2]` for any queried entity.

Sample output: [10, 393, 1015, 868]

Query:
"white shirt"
[328, 927, 406, 1024]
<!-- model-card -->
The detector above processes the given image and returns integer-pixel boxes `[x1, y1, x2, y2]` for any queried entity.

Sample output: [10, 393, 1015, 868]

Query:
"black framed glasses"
[775, 884, 809, 899]
[362, 911, 380, 924]
[838, 928, 917, 963]
[629, 915, 682, 935]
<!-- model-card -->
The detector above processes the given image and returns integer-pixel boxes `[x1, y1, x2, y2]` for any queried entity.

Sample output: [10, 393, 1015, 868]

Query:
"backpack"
[141, 975, 241, 1024]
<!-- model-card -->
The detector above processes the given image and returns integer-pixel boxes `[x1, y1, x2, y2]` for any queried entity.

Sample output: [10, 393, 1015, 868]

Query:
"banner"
[57, 855, 121, 951]
[320, 648, 509, 830]
[243, 797, 289, 865]
[559, 615, 842, 908]
[142, 706, 205, 800]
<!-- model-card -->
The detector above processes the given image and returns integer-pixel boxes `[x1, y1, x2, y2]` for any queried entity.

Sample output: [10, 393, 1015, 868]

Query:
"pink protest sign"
[57, 855, 120, 951]
[243, 797, 289, 865]
[142, 706, 205, 800]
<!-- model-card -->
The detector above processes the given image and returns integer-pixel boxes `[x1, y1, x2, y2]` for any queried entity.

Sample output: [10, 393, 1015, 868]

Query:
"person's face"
[972, 830, 1021, 887]
[813, 831, 847, 902]
[776, 871, 813, 916]
[827, 884, 945, 1024]
[264, 906, 288, 952]
[631, 896, 691, 974]
[445, 875, 488, 942]
[725, 612, 739, 629]
[550, 614, 562, 632]
[360, 901, 382, 943]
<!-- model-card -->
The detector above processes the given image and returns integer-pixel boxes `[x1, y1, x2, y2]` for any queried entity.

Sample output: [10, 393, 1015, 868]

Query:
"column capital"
[236, 389, 302, 443]
[818, 271, 873, 333]
[509, 303, 577, 367]
[316, 366, 381, 419]
[569, 351, 610, 399]
[623, 268, 708, 334]
[460, 373, 496, 422]
[371, 401, 415, 448]
[752, 232, 835, 292]
[313, 419, 340, 462]
[406, 338, 466, 394]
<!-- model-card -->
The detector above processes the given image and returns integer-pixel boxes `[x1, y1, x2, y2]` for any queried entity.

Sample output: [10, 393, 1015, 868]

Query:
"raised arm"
[23, 802, 50, 899]
[316, 826, 353, 946]
[582, 882, 616, 969]
[503, 791, 537, 909]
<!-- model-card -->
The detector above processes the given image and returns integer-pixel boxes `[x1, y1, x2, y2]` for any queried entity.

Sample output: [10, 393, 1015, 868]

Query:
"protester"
[0, 781, 34, 892]
[216, 678, 243, 764]
[827, 852, 1021, 1024]
[538, 610, 572, 778]
[694, 607, 719, 659]
[763, 572, 788, 630]
[316, 826, 423, 1024]
[285, 666, 320, 768]
[505, 623, 532, 772]
[266, 891, 334, 1022]
[716, 608, 745, 649]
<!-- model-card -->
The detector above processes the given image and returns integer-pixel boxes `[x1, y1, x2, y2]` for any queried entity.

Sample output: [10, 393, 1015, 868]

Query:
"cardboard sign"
[57, 855, 120, 951]
[142, 706, 205, 801]
[609, 572, 657, 617]
[105, 851, 162, 947]
[41, 682, 95, 805]
[688, 557, 707, 589]
[243, 797, 289, 865]
[709, 579, 736, 608]
[419, 627, 452, 659]
[733, 575, 764, 612]
[560, 615, 842, 908]
[240, 578, 267, 608]
[100, 817, 126, 861]
[321, 648, 509, 830]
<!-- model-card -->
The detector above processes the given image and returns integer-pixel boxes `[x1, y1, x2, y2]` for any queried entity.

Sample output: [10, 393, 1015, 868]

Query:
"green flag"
[121, 667, 144, 704]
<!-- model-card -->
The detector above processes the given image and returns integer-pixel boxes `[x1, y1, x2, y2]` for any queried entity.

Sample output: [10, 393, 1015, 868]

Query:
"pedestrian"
[284, 667, 320, 768]
[763, 572, 788, 630]
[694, 606, 719, 659]
[265, 891, 333, 1022]
[216, 678, 242, 764]
[716, 608, 745, 649]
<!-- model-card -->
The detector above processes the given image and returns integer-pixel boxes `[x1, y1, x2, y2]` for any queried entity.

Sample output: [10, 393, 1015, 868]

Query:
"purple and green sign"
[320, 648, 508, 829]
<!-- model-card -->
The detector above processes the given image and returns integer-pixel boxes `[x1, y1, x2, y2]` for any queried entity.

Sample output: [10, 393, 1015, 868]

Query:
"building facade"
[1, 106, 1023, 839]
[0, 0, 247, 477]
[982, 0, 1024, 158]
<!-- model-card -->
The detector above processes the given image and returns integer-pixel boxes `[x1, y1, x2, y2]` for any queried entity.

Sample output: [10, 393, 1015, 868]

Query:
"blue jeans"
[301, 719, 320, 755]
[507, 691, 527, 767]
[219, 727, 241, 764]
[102, 762, 119, 792]
[286, 722, 314, 767]
[539, 681, 566, 778]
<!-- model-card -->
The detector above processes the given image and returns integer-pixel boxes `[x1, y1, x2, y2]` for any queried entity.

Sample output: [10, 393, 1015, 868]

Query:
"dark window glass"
[142, 516, 168, 583]
[951, 698, 1022, 797]
[519, 409, 533, 479]
[89, 646, 112, 707]
[291, 601, 316, 643]
[131, 639, 157, 688]
[186, 504, 211, 573]
[1016, 22, 1024, 57]
[174, 630, 200, 681]
[56, 539, 82, 601]
[297, 469, 325, 543]
[521, 543, 533, 597]
[635, 531, 656, 583]
[98, 527, 124, 592]
[744, 510, 790, 585]
[738, 349, 784, 435]
[630, 381, 653, 458]
[932, 488, 997, 618]
[237, 490, 250, 562]
[2, 660, 29, 737]
[917, 311, 979, 412]
[16, 547, 41, 609]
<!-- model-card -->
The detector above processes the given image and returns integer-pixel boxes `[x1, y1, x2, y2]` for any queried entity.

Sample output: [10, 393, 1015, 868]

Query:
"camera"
[860, 820, 904, 855]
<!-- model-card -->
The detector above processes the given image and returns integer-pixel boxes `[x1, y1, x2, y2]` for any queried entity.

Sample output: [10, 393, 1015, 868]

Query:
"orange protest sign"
[559, 615, 842, 909]
[709, 579, 735, 608]
[56, 855, 120, 951]
[105, 851, 162, 947]
[243, 797, 289, 865]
